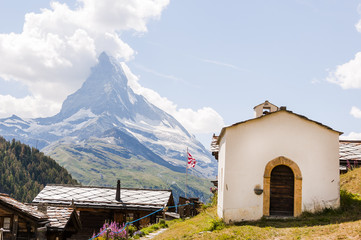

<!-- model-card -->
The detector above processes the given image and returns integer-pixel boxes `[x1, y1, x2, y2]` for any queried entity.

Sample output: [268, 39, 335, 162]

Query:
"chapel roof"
[216, 108, 342, 145]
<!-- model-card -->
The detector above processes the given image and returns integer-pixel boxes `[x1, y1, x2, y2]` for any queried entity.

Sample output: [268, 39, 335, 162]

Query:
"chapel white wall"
[217, 136, 226, 218]
[218, 111, 340, 223]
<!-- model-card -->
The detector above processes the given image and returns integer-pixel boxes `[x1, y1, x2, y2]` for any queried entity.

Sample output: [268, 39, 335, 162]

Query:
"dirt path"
[139, 228, 167, 239]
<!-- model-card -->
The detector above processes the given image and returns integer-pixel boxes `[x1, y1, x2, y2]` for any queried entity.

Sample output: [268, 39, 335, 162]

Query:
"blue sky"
[1, 0, 361, 148]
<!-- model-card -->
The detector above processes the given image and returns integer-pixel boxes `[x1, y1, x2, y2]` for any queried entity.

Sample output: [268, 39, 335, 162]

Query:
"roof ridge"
[45, 184, 172, 192]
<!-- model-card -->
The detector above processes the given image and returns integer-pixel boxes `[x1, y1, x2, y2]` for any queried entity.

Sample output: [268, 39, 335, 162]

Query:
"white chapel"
[211, 101, 342, 222]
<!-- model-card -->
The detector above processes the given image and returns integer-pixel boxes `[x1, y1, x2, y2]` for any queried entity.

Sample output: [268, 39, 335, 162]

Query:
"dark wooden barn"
[0, 193, 80, 240]
[32, 183, 175, 240]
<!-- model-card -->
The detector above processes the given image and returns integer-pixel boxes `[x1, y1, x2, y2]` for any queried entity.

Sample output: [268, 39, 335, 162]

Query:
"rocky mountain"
[0, 52, 216, 201]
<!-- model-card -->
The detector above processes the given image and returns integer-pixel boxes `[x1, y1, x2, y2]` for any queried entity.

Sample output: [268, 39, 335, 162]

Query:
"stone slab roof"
[0, 194, 47, 221]
[339, 140, 361, 162]
[33, 185, 172, 210]
[27, 205, 77, 229]
[210, 134, 219, 153]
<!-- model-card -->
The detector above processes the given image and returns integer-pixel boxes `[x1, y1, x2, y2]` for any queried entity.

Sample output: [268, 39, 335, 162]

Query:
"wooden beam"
[12, 215, 18, 240]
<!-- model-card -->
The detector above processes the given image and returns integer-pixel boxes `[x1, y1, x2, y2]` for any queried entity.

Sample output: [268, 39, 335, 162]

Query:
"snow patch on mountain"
[0, 52, 217, 178]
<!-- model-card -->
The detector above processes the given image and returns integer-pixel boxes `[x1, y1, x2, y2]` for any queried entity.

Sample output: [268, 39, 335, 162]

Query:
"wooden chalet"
[0, 193, 80, 240]
[32, 182, 175, 240]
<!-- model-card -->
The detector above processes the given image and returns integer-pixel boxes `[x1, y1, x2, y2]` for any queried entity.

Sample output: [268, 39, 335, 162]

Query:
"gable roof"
[26, 205, 81, 230]
[46, 206, 77, 229]
[33, 185, 173, 211]
[0, 193, 48, 222]
[253, 100, 279, 110]
[217, 109, 342, 144]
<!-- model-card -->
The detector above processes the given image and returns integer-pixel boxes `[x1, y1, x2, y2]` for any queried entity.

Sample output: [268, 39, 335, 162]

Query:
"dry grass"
[340, 167, 361, 195]
[149, 168, 361, 240]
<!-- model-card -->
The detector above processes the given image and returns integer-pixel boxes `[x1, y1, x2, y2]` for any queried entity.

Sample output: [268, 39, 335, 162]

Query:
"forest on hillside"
[0, 136, 78, 202]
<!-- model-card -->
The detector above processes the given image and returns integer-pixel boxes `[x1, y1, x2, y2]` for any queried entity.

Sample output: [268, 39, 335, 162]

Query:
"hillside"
[151, 169, 361, 239]
[0, 137, 78, 202]
[340, 167, 361, 194]
[48, 140, 212, 202]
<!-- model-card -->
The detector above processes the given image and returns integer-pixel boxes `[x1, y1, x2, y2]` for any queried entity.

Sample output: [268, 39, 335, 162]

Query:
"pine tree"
[0, 136, 79, 202]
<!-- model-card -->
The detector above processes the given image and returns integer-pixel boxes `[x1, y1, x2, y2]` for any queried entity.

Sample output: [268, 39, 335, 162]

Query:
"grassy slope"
[48, 142, 212, 202]
[152, 168, 361, 240]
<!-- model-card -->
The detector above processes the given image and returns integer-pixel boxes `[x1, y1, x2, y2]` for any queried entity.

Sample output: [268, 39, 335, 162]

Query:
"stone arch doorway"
[263, 156, 302, 217]
[270, 165, 294, 216]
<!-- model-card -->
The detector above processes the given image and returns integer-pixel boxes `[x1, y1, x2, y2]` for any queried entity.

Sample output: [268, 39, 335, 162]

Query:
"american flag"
[187, 150, 196, 168]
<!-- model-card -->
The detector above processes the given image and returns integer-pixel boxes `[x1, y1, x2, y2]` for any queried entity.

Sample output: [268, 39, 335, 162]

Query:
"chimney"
[37, 203, 48, 214]
[115, 180, 121, 201]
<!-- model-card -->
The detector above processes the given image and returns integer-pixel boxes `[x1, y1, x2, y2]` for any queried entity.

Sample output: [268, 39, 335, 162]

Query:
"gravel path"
[139, 228, 167, 239]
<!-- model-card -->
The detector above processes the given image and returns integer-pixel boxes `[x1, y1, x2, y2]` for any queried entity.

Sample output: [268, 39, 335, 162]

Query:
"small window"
[263, 107, 271, 115]
[3, 217, 10, 229]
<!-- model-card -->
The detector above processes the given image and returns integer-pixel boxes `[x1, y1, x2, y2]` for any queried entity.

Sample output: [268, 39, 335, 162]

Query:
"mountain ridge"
[0, 52, 216, 201]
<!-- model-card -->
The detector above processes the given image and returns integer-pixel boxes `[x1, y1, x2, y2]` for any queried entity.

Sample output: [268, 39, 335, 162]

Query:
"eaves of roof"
[217, 109, 343, 144]
[0, 194, 48, 222]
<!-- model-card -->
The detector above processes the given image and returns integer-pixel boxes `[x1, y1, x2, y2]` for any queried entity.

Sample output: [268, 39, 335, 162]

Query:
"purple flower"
[92, 221, 127, 239]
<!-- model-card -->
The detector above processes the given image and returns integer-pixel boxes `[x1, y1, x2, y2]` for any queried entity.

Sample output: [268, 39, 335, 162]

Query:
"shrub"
[127, 224, 137, 236]
[202, 192, 218, 210]
[340, 189, 361, 212]
[159, 219, 168, 228]
[206, 218, 226, 231]
[132, 230, 145, 239]
[139, 219, 170, 236]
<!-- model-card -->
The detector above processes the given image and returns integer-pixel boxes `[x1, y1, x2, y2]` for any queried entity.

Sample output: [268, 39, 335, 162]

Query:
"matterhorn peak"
[51, 52, 135, 121]
[0, 51, 217, 188]
[85, 52, 128, 87]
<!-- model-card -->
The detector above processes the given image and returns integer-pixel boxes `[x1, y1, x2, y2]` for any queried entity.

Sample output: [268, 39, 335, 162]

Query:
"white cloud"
[340, 106, 361, 141]
[173, 107, 224, 134]
[340, 132, 361, 140]
[0, 95, 60, 118]
[0, 0, 224, 136]
[0, 0, 169, 116]
[122, 63, 225, 134]
[327, 15, 361, 89]
[350, 106, 361, 118]
[327, 52, 361, 89]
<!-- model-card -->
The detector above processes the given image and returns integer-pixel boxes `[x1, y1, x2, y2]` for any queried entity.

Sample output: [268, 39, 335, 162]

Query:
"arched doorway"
[270, 165, 294, 216]
[263, 156, 302, 217]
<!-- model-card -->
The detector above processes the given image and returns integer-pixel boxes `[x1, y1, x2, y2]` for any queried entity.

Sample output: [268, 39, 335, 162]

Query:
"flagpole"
[185, 147, 188, 199]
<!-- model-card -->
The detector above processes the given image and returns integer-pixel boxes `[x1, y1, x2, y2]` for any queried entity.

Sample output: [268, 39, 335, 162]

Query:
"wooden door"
[270, 165, 294, 216]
